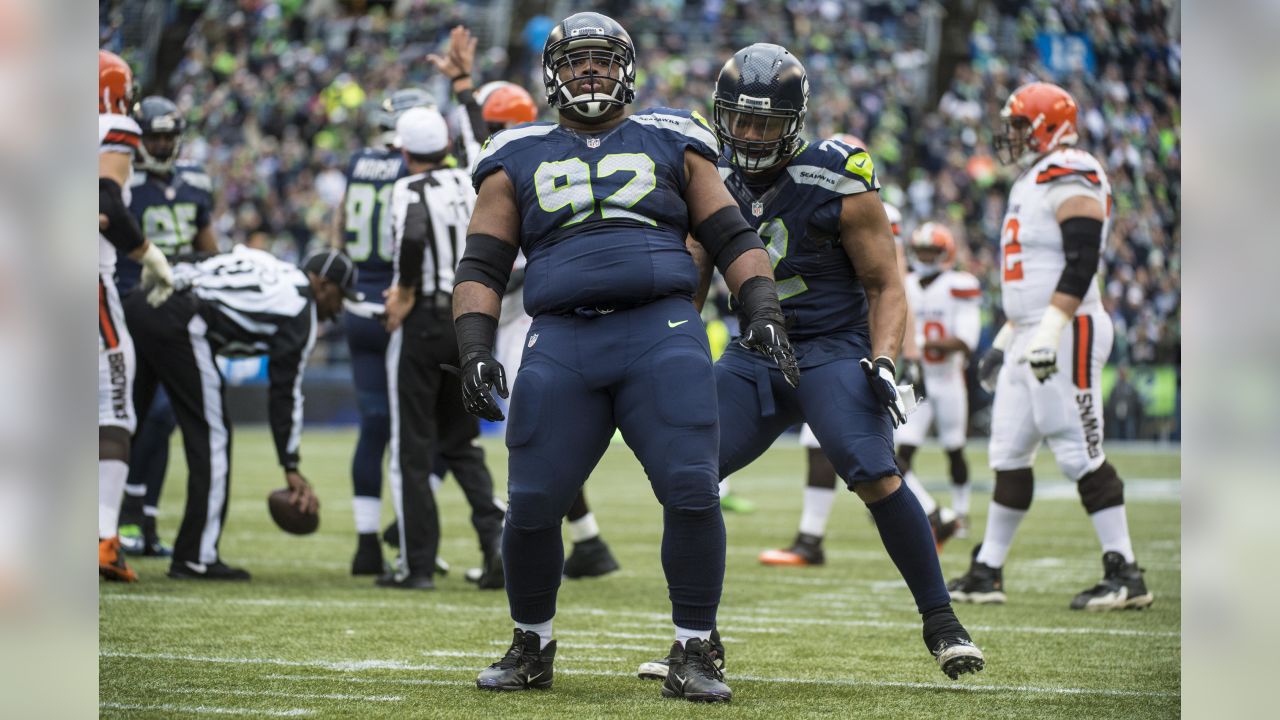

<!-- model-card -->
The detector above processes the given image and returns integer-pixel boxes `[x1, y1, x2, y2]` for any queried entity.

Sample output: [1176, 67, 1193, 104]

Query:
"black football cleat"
[476, 548, 504, 590]
[947, 544, 1006, 604]
[639, 628, 724, 680]
[660, 637, 732, 702]
[351, 533, 384, 576]
[923, 605, 985, 679]
[563, 536, 620, 579]
[1070, 551, 1155, 611]
[167, 560, 251, 581]
[374, 570, 435, 590]
[928, 508, 960, 552]
[476, 629, 556, 691]
[758, 532, 825, 566]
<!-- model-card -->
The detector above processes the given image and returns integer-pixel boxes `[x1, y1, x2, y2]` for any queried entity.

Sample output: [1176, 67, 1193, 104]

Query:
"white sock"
[352, 496, 381, 534]
[952, 483, 971, 516]
[98, 460, 128, 539]
[124, 483, 145, 498]
[144, 505, 159, 518]
[797, 487, 836, 537]
[1089, 506, 1136, 563]
[718, 478, 731, 499]
[516, 620, 553, 649]
[428, 473, 443, 493]
[975, 502, 1027, 568]
[903, 471, 937, 514]
[675, 625, 711, 646]
[568, 512, 599, 543]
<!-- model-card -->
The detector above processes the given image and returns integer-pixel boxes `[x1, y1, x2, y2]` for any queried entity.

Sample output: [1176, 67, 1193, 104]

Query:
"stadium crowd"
[99, 0, 1179, 419]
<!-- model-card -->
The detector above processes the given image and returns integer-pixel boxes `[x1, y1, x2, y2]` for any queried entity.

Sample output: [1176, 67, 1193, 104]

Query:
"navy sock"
[867, 482, 951, 613]
[503, 520, 563, 624]
[351, 413, 389, 498]
[662, 505, 725, 631]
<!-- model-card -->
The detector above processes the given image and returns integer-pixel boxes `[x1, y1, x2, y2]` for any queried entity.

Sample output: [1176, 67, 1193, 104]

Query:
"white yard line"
[265, 674, 465, 687]
[101, 595, 1179, 638]
[164, 687, 401, 702]
[421, 649, 628, 663]
[102, 650, 1176, 699]
[100, 702, 312, 717]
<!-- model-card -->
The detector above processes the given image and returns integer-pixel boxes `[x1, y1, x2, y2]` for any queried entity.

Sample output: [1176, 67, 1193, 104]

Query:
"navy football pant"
[502, 296, 723, 630]
[716, 344, 950, 613]
[345, 312, 392, 502]
[121, 386, 176, 524]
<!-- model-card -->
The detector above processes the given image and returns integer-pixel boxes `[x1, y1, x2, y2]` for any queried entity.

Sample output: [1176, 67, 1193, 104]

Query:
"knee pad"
[100, 426, 130, 462]
[506, 485, 573, 532]
[1077, 461, 1124, 513]
[895, 444, 917, 473]
[993, 468, 1033, 510]
[806, 448, 839, 490]
[947, 448, 969, 486]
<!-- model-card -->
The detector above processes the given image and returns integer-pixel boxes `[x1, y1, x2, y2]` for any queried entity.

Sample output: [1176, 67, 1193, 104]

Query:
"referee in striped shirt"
[378, 107, 505, 590]
[124, 246, 352, 580]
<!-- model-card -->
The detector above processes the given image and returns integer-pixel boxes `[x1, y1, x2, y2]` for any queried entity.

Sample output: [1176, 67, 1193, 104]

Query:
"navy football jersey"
[719, 137, 881, 343]
[342, 147, 408, 295]
[118, 162, 214, 293]
[472, 107, 719, 316]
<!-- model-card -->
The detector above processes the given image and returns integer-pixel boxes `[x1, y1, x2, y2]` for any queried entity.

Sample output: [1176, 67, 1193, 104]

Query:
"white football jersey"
[99, 113, 142, 276]
[999, 148, 1112, 326]
[906, 269, 982, 383]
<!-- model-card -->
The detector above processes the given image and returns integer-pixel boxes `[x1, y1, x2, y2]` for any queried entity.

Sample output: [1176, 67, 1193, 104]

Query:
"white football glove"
[1019, 306, 1071, 383]
[138, 243, 177, 307]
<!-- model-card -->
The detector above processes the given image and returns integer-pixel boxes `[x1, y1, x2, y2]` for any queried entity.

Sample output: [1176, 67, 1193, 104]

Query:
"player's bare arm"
[330, 200, 346, 250]
[685, 234, 712, 312]
[449, 168, 521, 421]
[683, 148, 798, 385]
[840, 192, 907, 360]
[682, 149, 774, 291]
[193, 225, 218, 254]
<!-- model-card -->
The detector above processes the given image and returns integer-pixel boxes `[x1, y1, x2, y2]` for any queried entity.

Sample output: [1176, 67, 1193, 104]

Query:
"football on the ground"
[268, 488, 319, 535]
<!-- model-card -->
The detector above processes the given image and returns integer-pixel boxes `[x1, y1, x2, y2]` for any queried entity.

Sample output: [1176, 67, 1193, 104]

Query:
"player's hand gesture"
[428, 25, 476, 81]
[444, 352, 509, 422]
[285, 470, 320, 515]
[740, 319, 800, 388]
[1020, 342, 1058, 383]
[382, 286, 416, 332]
[860, 356, 907, 427]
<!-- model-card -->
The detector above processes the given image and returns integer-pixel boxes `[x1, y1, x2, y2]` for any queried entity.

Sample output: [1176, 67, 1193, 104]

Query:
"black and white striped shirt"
[173, 246, 317, 470]
[389, 167, 476, 295]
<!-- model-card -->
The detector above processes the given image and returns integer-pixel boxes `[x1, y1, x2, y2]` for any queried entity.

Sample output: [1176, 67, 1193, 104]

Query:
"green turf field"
[100, 429, 1180, 718]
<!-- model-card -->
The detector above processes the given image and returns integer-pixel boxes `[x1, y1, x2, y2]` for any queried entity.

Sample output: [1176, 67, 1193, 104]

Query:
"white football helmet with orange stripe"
[908, 222, 956, 277]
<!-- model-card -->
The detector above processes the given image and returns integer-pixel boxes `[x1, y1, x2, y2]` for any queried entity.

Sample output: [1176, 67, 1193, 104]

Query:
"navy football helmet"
[541, 12, 636, 122]
[375, 88, 437, 147]
[714, 44, 809, 173]
[132, 96, 186, 173]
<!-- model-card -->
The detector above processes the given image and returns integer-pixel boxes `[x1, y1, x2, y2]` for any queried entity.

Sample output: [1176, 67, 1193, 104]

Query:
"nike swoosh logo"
[671, 672, 686, 688]
[667, 320, 689, 328]
[184, 561, 207, 573]
[526, 671, 545, 683]
[854, 157, 868, 168]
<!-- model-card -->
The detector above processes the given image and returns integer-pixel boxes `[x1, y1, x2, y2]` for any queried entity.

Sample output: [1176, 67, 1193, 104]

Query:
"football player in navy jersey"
[116, 95, 217, 558]
[333, 87, 444, 576]
[706, 44, 983, 679]
[453, 13, 797, 702]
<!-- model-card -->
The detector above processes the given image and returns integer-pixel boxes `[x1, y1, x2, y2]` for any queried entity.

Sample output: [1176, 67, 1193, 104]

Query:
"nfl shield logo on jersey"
[752, 201, 764, 217]
[527, 333, 539, 348]
[586, 137, 601, 149]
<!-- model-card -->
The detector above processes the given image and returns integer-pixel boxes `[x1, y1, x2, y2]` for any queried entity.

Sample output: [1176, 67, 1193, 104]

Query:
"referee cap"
[302, 249, 364, 301]
[395, 106, 449, 155]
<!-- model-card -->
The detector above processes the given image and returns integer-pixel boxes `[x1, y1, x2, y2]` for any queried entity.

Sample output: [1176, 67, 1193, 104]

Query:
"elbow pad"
[99, 177, 145, 254]
[455, 234, 519, 296]
[694, 205, 765, 275]
[1055, 217, 1103, 298]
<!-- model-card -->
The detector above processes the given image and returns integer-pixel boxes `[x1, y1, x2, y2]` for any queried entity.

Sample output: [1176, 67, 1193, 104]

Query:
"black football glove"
[899, 357, 926, 400]
[443, 353, 509, 422]
[977, 348, 1004, 394]
[735, 276, 800, 388]
[860, 356, 907, 428]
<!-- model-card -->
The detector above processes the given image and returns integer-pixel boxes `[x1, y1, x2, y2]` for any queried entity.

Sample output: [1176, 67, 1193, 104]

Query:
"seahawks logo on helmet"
[713, 43, 808, 174]
[132, 96, 186, 174]
[541, 12, 636, 123]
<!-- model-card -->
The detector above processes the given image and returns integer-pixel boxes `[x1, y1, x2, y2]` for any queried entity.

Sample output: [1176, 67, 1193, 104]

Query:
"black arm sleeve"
[396, 191, 429, 290]
[736, 275, 785, 326]
[455, 234, 519, 295]
[693, 205, 767, 275]
[99, 177, 146, 255]
[266, 310, 316, 470]
[1055, 217, 1104, 298]
[458, 87, 488, 146]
